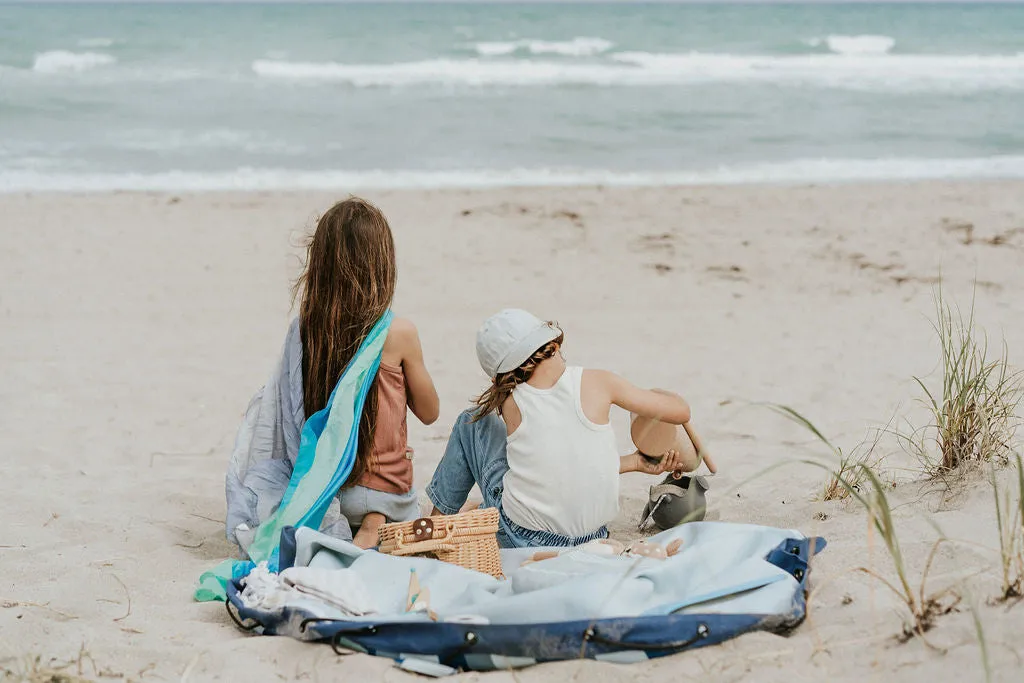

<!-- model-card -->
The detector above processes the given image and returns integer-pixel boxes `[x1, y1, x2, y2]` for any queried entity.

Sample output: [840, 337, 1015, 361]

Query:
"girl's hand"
[622, 450, 685, 476]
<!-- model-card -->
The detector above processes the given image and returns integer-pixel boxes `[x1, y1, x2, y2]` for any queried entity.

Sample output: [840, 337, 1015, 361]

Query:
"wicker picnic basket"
[377, 507, 504, 579]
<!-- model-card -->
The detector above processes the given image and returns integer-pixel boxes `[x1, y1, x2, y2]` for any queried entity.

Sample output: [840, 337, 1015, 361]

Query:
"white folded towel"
[239, 562, 377, 616]
[280, 566, 377, 616]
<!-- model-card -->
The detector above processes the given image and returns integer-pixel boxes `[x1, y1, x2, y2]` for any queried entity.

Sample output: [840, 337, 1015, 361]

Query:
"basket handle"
[389, 541, 456, 556]
[389, 529, 455, 556]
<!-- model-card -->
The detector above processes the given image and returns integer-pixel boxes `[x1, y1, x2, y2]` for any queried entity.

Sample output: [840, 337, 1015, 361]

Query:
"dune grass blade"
[991, 463, 1014, 599]
[727, 451, 964, 642]
[1018, 453, 1024, 540]
[761, 403, 881, 501]
[761, 403, 839, 452]
[1017, 454, 1024, 598]
[955, 581, 993, 683]
[860, 465, 964, 642]
[858, 466, 914, 608]
[992, 454, 1024, 601]
[795, 457, 960, 639]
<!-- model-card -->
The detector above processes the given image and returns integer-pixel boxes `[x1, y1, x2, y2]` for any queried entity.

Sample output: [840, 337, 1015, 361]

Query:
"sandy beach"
[3, 181, 1024, 682]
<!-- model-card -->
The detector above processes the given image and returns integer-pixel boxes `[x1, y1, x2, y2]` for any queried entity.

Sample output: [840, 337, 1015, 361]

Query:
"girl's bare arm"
[392, 318, 440, 425]
[593, 371, 691, 424]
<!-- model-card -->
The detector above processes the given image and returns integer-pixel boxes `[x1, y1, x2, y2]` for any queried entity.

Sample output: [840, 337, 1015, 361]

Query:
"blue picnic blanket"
[226, 521, 825, 673]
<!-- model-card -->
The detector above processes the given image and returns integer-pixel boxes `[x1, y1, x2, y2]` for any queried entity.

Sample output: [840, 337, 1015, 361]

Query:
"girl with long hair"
[226, 197, 439, 553]
[295, 197, 440, 547]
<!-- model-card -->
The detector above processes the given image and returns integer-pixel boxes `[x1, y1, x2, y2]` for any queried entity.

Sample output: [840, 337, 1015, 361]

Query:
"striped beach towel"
[195, 312, 392, 602]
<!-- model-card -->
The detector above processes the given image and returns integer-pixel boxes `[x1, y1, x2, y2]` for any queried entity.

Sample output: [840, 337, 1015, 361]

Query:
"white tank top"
[501, 366, 620, 538]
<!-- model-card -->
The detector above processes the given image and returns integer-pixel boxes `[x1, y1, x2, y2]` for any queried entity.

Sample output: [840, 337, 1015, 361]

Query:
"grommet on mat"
[225, 597, 261, 632]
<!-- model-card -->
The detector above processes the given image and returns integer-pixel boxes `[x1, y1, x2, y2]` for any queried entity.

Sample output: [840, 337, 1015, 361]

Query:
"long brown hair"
[293, 197, 396, 486]
[473, 329, 564, 421]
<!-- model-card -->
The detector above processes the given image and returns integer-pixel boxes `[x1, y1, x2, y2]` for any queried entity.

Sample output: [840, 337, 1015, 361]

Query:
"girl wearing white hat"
[426, 309, 697, 548]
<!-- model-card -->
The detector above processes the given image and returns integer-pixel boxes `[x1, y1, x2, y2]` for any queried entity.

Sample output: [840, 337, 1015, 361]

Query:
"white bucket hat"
[475, 309, 561, 379]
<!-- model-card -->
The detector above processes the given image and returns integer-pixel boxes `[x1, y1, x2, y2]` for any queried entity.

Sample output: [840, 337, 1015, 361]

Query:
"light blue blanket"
[240, 521, 809, 625]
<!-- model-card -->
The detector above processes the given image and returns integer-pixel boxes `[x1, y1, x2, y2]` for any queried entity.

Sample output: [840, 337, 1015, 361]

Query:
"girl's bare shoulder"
[581, 368, 618, 389]
[383, 316, 421, 356]
[388, 316, 418, 340]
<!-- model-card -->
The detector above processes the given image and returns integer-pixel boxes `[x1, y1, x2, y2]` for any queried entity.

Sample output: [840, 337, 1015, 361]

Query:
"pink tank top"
[357, 362, 412, 494]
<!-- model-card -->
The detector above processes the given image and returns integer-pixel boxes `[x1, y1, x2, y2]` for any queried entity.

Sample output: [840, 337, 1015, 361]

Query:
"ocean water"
[1, 1, 1024, 191]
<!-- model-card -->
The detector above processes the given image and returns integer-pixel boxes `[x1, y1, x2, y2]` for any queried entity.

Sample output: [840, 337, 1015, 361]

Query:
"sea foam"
[5, 157, 1024, 193]
[807, 34, 896, 55]
[252, 52, 1024, 92]
[471, 37, 614, 58]
[32, 50, 116, 74]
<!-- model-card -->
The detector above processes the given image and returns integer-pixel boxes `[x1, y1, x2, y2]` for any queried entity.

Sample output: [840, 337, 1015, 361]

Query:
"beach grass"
[763, 404, 962, 639]
[767, 288, 1024, 651]
[826, 462, 959, 642]
[900, 289, 1023, 486]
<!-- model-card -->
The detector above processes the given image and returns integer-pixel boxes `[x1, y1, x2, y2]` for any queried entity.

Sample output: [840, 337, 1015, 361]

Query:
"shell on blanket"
[624, 540, 668, 560]
[412, 518, 434, 541]
[580, 538, 626, 556]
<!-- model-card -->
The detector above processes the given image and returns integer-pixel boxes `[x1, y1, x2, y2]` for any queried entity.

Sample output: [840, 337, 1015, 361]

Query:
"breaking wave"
[806, 34, 896, 55]
[471, 37, 614, 57]
[5, 157, 1024, 192]
[252, 52, 1024, 92]
[32, 50, 116, 74]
